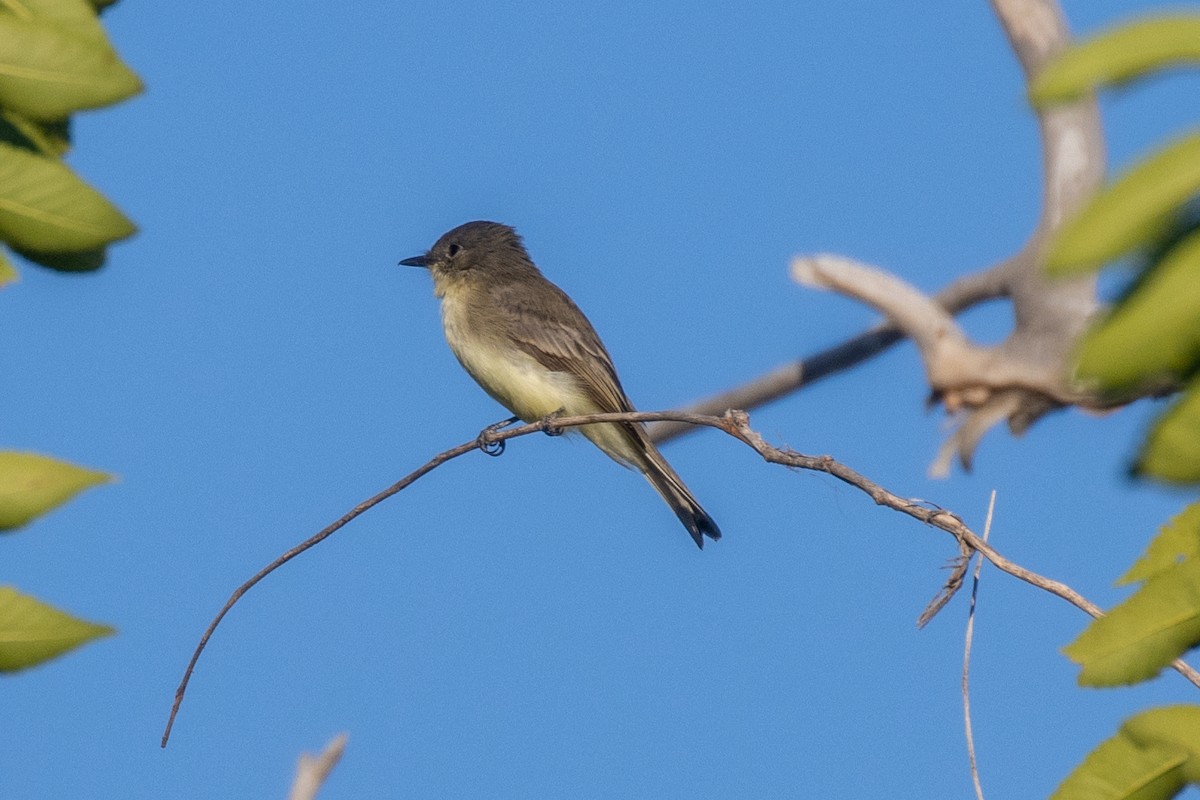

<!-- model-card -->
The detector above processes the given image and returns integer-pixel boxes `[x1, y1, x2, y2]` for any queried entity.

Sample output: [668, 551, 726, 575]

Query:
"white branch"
[288, 733, 349, 800]
[781, 0, 1109, 474]
[791, 254, 966, 355]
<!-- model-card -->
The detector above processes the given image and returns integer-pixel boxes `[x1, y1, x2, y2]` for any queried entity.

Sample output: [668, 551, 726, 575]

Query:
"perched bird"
[399, 221, 721, 548]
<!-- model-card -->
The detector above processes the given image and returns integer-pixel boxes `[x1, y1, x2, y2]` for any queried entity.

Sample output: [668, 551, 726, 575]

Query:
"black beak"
[398, 254, 430, 268]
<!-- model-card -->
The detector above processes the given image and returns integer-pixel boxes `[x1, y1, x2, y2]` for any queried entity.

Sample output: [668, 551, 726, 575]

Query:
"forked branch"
[655, 0, 1112, 474]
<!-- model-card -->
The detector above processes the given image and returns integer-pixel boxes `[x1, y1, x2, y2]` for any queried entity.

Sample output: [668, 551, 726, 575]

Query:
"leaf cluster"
[1034, 15, 1200, 483]
[1031, 12, 1200, 798]
[0, 0, 136, 672]
[0, 0, 140, 282]
[0, 452, 113, 670]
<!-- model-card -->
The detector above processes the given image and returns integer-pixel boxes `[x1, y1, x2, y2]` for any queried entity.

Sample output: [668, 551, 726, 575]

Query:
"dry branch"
[647, 260, 1017, 445]
[288, 733, 348, 800]
[654, 0, 1115, 473]
[161, 409, 1200, 747]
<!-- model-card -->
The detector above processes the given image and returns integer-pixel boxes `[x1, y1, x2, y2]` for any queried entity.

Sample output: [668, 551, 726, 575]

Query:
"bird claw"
[477, 416, 520, 457]
[478, 437, 505, 457]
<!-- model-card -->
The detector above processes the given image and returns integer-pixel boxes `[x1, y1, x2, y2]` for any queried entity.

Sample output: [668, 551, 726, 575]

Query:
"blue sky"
[4, 1, 1200, 797]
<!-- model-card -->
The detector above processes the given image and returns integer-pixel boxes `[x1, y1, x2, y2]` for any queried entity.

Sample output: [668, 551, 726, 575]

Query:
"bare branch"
[160, 435, 486, 748]
[793, 255, 964, 348]
[791, 254, 975, 368]
[288, 733, 348, 800]
[162, 409, 1200, 746]
[647, 257, 1016, 445]
[656, 0, 1112, 472]
[779, 0, 1107, 471]
[930, 391, 1026, 478]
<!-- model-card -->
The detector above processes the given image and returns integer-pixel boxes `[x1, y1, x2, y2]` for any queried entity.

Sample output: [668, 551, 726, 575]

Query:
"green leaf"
[1064, 558, 1200, 685]
[1045, 133, 1200, 274]
[1121, 502, 1200, 585]
[1074, 230, 1200, 394]
[1051, 730, 1187, 800]
[0, 0, 107, 39]
[0, 586, 113, 671]
[14, 243, 106, 271]
[1030, 15, 1200, 106]
[0, 141, 135, 252]
[0, 450, 110, 531]
[0, 13, 141, 120]
[1138, 377, 1200, 484]
[0, 249, 16, 286]
[1124, 706, 1200, 784]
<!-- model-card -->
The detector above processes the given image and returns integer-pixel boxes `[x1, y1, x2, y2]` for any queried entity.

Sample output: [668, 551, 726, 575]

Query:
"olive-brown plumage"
[399, 221, 720, 548]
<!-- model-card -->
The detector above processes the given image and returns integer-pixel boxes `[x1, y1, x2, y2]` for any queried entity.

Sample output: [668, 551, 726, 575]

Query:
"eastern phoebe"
[399, 221, 721, 548]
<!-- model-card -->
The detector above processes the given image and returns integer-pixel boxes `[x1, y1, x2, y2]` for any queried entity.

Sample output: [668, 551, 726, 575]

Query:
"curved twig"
[161, 409, 1200, 747]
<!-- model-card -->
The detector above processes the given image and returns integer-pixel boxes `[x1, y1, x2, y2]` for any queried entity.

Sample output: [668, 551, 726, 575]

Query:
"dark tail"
[639, 444, 722, 549]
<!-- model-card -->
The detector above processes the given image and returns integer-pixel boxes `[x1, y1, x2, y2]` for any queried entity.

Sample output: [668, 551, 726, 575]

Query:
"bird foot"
[539, 409, 566, 437]
[476, 415, 521, 457]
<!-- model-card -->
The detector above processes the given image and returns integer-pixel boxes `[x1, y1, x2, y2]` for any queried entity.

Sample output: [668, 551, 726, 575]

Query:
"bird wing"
[491, 279, 634, 415]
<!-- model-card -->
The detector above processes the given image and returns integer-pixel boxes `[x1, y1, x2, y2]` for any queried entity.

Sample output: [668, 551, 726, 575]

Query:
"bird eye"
[447, 243, 462, 257]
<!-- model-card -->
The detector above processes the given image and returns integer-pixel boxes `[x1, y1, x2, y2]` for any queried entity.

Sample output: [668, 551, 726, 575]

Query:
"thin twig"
[964, 491, 996, 800]
[161, 409, 1200, 747]
[160, 437, 484, 747]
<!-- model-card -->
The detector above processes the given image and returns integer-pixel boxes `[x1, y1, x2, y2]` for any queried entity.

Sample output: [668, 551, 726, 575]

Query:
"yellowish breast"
[438, 288, 590, 422]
